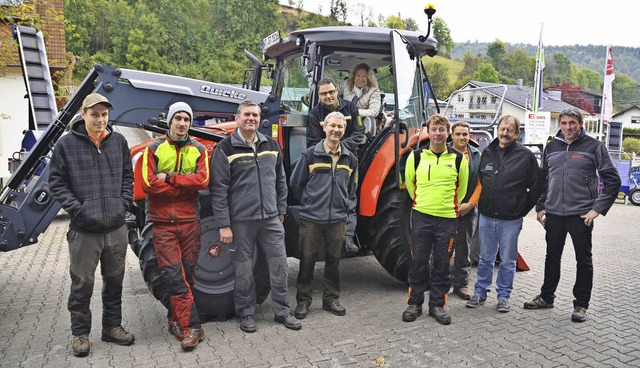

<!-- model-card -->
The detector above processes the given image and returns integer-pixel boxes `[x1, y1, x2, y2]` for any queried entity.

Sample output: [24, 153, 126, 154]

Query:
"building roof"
[612, 104, 640, 117]
[468, 80, 586, 114]
[0, 0, 66, 69]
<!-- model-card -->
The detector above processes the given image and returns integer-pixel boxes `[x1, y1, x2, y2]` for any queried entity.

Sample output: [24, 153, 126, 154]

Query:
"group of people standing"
[49, 67, 620, 358]
[402, 109, 621, 326]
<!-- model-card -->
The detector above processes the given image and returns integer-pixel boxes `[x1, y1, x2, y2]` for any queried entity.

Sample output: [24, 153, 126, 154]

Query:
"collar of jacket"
[71, 119, 113, 142]
[553, 127, 586, 145]
[164, 132, 193, 148]
[230, 127, 267, 148]
[320, 97, 350, 113]
[487, 137, 518, 154]
[314, 139, 351, 157]
[447, 141, 480, 154]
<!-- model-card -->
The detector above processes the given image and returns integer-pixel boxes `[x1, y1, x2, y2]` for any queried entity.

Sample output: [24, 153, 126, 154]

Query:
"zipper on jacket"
[254, 149, 265, 218]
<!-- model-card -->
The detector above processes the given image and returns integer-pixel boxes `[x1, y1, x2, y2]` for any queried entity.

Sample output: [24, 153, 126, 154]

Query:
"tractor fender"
[359, 130, 425, 217]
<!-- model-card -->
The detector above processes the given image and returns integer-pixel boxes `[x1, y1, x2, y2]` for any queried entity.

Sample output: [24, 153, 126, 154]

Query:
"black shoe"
[71, 335, 91, 357]
[181, 328, 205, 351]
[274, 314, 302, 330]
[294, 302, 310, 319]
[240, 315, 256, 333]
[322, 300, 346, 316]
[429, 306, 451, 325]
[571, 306, 587, 322]
[101, 325, 135, 346]
[402, 304, 422, 322]
[343, 236, 358, 254]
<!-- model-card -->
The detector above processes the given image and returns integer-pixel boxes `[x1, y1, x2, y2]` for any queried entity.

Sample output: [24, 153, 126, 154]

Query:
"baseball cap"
[81, 93, 113, 110]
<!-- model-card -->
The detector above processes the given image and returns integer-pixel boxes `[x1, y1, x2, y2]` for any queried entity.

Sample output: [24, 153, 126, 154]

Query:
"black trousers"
[540, 214, 593, 308]
[407, 211, 457, 308]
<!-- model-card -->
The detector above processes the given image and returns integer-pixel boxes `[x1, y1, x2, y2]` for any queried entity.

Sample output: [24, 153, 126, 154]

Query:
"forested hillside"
[452, 42, 640, 83]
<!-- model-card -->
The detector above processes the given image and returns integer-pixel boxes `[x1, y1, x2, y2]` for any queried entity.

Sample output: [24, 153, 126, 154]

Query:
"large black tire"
[359, 163, 413, 282]
[630, 188, 640, 206]
[132, 217, 271, 323]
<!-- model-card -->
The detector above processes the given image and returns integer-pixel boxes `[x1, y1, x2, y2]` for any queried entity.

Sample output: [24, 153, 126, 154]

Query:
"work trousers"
[231, 217, 291, 318]
[67, 224, 128, 336]
[406, 211, 457, 308]
[451, 207, 477, 289]
[540, 214, 594, 308]
[296, 219, 346, 304]
[153, 221, 201, 332]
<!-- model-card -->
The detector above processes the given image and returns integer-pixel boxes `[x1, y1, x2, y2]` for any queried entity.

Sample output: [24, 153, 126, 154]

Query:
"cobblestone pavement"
[1, 202, 639, 368]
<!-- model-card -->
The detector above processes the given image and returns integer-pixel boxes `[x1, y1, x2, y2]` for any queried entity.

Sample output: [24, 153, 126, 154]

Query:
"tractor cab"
[262, 26, 438, 184]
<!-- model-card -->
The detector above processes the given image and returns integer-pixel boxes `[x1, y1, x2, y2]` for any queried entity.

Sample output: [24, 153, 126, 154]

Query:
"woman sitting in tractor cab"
[343, 63, 382, 137]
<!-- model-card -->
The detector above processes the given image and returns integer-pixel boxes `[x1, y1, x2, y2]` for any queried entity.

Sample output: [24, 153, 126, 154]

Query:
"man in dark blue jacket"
[307, 78, 364, 253]
[49, 93, 135, 357]
[524, 107, 621, 323]
[210, 100, 301, 333]
[290, 111, 358, 319]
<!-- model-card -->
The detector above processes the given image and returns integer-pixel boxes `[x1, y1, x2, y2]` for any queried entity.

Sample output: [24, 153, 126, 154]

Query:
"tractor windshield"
[391, 31, 426, 133]
[273, 55, 312, 115]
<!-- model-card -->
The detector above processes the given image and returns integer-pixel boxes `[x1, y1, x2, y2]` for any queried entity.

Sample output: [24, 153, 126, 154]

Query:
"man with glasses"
[307, 78, 365, 254]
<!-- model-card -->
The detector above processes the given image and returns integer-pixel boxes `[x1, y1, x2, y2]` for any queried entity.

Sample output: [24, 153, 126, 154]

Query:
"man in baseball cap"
[49, 91, 135, 356]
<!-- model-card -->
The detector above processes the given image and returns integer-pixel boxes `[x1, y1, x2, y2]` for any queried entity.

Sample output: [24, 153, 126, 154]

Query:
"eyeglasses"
[319, 90, 337, 97]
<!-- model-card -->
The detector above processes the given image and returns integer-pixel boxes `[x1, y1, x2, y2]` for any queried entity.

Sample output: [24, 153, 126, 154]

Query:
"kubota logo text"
[200, 85, 247, 100]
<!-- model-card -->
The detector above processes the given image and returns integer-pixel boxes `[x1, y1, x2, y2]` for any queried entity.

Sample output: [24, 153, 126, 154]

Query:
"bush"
[622, 137, 640, 154]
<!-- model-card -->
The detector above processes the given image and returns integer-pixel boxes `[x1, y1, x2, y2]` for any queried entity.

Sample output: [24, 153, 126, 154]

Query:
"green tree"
[458, 51, 483, 80]
[384, 15, 404, 29]
[432, 18, 454, 58]
[552, 52, 573, 84]
[575, 68, 602, 92]
[612, 73, 640, 112]
[329, 0, 347, 23]
[423, 62, 450, 100]
[473, 62, 501, 83]
[403, 18, 419, 31]
[503, 49, 535, 84]
[486, 39, 506, 73]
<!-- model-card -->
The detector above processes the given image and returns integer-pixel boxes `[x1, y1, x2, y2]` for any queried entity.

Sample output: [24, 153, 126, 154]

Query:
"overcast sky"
[285, 0, 638, 48]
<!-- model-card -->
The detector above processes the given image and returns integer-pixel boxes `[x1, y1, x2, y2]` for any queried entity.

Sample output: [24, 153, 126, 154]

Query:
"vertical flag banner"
[532, 25, 545, 113]
[602, 46, 615, 124]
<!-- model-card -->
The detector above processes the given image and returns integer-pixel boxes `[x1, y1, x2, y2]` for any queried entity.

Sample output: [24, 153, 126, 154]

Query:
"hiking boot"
[453, 287, 471, 300]
[294, 302, 311, 319]
[466, 295, 486, 308]
[274, 314, 302, 330]
[240, 315, 257, 333]
[343, 236, 359, 254]
[181, 328, 204, 351]
[168, 321, 185, 341]
[523, 295, 554, 309]
[428, 306, 452, 325]
[71, 334, 91, 357]
[497, 299, 511, 313]
[322, 300, 346, 316]
[101, 326, 135, 346]
[571, 306, 587, 322]
[402, 304, 422, 322]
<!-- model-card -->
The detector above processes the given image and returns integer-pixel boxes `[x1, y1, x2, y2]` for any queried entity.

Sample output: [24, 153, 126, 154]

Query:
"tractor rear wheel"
[361, 164, 412, 282]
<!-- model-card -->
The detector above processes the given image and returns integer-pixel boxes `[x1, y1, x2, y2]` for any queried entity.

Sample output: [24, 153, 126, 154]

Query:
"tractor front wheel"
[360, 165, 412, 282]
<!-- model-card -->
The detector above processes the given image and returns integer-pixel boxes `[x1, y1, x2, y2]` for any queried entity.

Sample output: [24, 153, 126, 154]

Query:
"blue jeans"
[474, 214, 523, 300]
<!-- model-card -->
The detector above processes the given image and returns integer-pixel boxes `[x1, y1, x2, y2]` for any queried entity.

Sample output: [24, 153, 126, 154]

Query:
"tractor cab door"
[390, 31, 429, 188]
